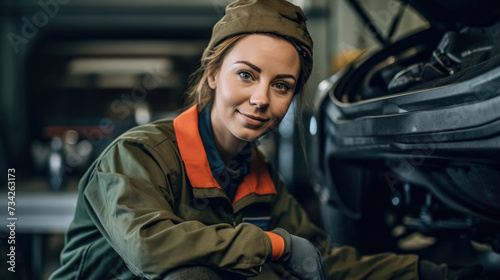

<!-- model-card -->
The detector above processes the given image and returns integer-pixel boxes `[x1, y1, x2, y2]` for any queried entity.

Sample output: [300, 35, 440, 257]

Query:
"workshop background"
[0, 0, 460, 279]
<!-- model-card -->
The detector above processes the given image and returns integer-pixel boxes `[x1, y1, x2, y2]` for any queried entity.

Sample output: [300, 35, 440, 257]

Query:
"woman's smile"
[237, 110, 270, 127]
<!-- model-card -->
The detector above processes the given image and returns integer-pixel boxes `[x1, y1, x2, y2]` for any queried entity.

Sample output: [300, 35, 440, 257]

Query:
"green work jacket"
[49, 105, 419, 280]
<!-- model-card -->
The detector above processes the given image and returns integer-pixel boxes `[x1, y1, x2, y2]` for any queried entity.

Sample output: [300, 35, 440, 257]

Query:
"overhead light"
[67, 57, 173, 75]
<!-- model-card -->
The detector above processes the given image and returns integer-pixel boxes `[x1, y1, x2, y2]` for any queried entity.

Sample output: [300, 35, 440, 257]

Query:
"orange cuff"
[265, 232, 285, 261]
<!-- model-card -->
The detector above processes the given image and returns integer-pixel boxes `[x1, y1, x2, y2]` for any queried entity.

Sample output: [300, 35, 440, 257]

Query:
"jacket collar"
[173, 105, 277, 204]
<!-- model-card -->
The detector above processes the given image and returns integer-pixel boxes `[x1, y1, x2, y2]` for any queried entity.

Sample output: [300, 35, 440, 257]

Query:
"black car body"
[313, 0, 500, 277]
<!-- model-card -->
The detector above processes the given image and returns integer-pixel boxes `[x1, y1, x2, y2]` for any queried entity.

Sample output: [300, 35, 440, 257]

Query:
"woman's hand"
[270, 228, 329, 280]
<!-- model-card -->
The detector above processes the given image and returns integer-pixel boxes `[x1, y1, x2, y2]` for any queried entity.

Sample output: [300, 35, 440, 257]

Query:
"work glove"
[267, 228, 328, 280]
[419, 260, 483, 280]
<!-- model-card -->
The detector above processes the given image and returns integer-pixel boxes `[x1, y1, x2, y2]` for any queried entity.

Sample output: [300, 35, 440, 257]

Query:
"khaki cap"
[203, 0, 313, 82]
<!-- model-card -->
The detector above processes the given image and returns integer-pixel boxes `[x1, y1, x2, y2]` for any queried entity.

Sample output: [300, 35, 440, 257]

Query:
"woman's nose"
[249, 85, 269, 109]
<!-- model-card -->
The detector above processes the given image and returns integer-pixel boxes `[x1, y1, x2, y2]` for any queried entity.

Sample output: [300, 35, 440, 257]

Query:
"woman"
[50, 0, 482, 279]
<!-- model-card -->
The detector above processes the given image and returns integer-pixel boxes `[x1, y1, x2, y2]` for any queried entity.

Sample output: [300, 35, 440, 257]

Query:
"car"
[311, 0, 500, 278]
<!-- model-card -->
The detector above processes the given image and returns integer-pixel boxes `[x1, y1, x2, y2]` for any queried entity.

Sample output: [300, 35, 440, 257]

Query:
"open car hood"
[403, 0, 500, 31]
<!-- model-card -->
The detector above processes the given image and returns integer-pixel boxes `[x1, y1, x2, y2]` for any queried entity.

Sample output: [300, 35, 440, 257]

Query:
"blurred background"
[0, 0, 427, 279]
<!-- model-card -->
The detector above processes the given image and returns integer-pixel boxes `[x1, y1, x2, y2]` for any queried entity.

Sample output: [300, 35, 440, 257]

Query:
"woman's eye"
[274, 82, 290, 92]
[238, 71, 252, 80]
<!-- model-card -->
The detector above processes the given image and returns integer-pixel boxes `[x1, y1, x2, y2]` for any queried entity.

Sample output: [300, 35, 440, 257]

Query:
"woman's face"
[208, 34, 301, 146]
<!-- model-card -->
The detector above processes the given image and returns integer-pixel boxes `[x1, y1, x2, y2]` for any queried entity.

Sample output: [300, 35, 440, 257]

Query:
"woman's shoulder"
[94, 118, 181, 171]
[117, 119, 177, 147]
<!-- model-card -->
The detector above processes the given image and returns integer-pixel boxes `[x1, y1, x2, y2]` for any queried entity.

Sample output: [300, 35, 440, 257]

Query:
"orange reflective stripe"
[173, 105, 220, 189]
[173, 104, 277, 202]
[265, 232, 285, 260]
[233, 152, 277, 204]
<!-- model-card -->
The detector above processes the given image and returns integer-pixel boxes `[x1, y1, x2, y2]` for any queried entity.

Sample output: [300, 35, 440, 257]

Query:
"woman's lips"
[239, 111, 269, 126]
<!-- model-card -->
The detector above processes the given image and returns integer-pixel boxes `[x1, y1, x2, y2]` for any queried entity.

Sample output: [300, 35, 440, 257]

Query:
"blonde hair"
[185, 35, 241, 112]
